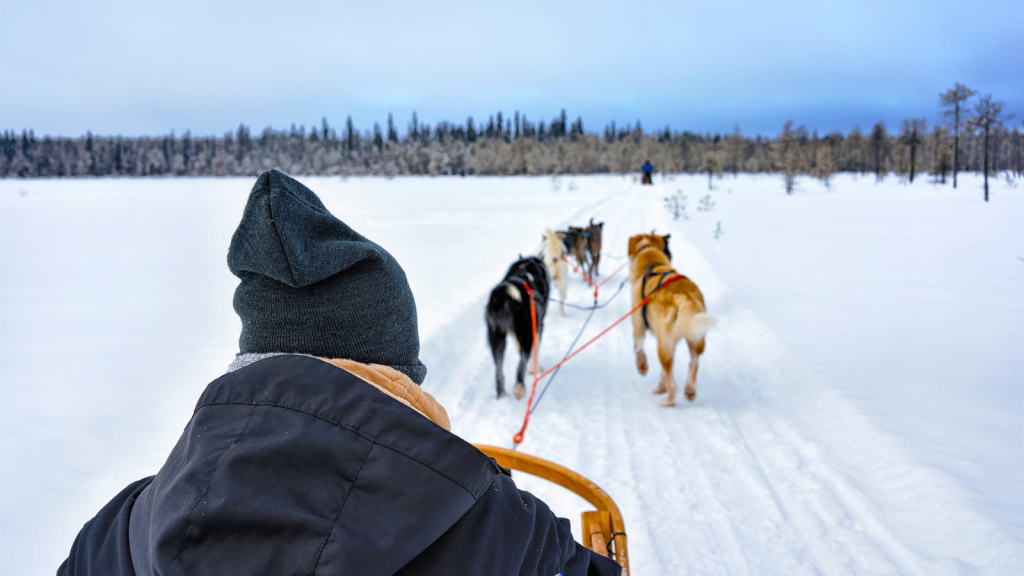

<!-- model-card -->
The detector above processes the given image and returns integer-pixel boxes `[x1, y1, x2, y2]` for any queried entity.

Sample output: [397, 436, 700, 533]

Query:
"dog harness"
[640, 265, 685, 329]
[508, 265, 544, 307]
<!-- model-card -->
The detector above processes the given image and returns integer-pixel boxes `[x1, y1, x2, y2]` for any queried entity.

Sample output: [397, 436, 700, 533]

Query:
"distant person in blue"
[641, 160, 653, 184]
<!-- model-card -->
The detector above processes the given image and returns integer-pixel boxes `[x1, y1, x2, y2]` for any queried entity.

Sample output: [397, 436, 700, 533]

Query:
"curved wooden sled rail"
[474, 445, 629, 575]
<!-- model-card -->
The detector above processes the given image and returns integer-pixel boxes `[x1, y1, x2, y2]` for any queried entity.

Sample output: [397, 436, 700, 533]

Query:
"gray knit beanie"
[227, 169, 427, 384]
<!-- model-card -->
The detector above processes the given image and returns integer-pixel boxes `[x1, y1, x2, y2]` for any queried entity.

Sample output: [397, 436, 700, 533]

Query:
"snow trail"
[422, 177, 1022, 575]
[1, 174, 1020, 576]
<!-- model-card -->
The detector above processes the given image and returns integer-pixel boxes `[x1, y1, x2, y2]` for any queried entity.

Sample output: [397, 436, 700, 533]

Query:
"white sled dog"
[628, 233, 716, 407]
[540, 228, 568, 315]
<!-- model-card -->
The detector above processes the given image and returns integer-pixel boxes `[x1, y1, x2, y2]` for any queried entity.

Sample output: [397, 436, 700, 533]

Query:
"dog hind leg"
[658, 337, 678, 407]
[513, 341, 530, 401]
[684, 339, 702, 402]
[633, 312, 648, 376]
[488, 327, 508, 398]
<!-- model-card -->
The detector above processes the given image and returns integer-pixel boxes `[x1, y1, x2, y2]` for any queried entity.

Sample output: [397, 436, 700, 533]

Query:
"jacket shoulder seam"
[165, 403, 258, 576]
[308, 441, 374, 575]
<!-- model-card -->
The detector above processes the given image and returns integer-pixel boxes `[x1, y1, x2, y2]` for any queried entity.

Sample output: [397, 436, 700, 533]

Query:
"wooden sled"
[474, 445, 630, 575]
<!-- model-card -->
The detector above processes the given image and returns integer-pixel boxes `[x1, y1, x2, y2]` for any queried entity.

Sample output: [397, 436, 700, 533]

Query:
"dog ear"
[628, 235, 641, 256]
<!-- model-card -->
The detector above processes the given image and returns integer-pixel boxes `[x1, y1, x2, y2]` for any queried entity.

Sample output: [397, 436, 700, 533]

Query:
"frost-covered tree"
[967, 95, 1005, 201]
[815, 136, 835, 189]
[664, 189, 688, 220]
[930, 126, 952, 183]
[780, 120, 802, 194]
[728, 124, 743, 175]
[940, 83, 977, 189]
[702, 150, 720, 190]
[898, 119, 925, 183]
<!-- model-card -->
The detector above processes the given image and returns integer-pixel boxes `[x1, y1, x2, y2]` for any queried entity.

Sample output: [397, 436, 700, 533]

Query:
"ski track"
[422, 180, 1016, 576]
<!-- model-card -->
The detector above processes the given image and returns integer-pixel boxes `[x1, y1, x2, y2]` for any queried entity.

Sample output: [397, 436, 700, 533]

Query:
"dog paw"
[512, 383, 526, 401]
[652, 384, 667, 395]
[685, 386, 696, 402]
[636, 352, 648, 376]
[659, 397, 676, 408]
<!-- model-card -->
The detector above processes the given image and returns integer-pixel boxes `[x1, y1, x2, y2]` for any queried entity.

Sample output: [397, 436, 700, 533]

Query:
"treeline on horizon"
[2, 89, 1019, 182]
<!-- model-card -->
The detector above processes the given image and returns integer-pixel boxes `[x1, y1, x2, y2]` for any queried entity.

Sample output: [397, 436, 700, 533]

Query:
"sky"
[1, 0, 1021, 138]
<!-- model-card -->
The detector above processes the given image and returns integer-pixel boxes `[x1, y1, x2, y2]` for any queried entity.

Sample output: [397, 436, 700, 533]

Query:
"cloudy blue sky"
[1, 0, 1020, 137]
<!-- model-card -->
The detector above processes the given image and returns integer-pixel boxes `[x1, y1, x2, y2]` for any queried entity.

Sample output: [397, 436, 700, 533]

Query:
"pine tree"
[967, 95, 1005, 201]
[346, 116, 356, 151]
[939, 83, 977, 188]
[466, 117, 477, 142]
[182, 131, 192, 174]
[387, 114, 398, 143]
[1013, 124, 1022, 177]
[870, 122, 887, 181]
[373, 123, 384, 152]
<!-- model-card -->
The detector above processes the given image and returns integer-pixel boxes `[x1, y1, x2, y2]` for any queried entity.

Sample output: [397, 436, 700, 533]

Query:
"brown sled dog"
[627, 234, 715, 406]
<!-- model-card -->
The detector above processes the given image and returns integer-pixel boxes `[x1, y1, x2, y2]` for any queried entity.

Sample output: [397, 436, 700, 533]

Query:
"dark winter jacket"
[57, 355, 621, 576]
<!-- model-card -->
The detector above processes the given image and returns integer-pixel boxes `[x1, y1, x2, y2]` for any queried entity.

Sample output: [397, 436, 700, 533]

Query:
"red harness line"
[562, 256, 629, 299]
[562, 255, 597, 291]
[512, 272, 688, 446]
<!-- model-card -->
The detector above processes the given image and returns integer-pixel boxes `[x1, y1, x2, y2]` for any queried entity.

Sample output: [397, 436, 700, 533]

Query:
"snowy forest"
[3, 93, 1020, 182]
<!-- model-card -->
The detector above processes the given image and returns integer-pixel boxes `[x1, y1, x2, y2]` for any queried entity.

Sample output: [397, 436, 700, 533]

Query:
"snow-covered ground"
[1, 173, 1021, 575]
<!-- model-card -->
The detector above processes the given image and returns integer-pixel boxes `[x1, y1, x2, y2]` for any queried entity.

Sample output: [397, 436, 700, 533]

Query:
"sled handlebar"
[474, 445, 629, 575]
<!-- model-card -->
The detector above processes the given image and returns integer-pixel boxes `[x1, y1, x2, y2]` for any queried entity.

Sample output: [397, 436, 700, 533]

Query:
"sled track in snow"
[421, 182, 1018, 576]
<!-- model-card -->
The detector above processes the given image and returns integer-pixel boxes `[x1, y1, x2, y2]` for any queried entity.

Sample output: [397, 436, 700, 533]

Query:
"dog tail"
[688, 312, 716, 341]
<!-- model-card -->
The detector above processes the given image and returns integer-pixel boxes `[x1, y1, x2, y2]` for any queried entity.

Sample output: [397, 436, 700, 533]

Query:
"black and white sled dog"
[485, 256, 550, 400]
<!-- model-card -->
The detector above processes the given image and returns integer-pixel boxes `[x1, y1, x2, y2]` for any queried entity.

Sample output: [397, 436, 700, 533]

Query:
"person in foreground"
[57, 169, 621, 576]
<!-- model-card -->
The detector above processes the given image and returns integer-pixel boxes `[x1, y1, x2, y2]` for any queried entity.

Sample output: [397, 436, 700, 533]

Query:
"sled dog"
[540, 228, 568, 315]
[585, 218, 604, 277]
[627, 234, 715, 406]
[485, 256, 550, 400]
[564, 220, 604, 279]
[566, 226, 588, 272]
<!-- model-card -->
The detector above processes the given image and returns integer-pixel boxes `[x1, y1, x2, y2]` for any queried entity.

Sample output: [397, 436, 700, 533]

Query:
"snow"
[1, 173, 1021, 575]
